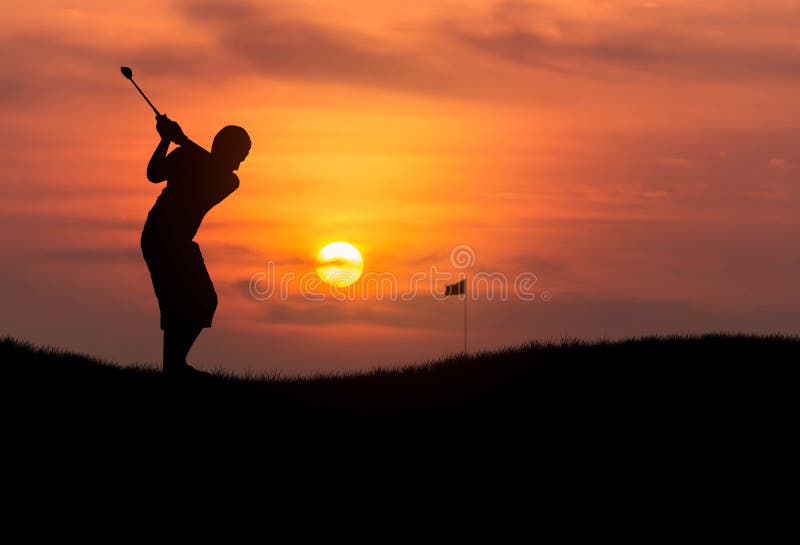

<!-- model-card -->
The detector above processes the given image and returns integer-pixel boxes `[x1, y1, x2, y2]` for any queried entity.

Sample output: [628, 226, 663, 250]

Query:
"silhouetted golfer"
[141, 115, 251, 377]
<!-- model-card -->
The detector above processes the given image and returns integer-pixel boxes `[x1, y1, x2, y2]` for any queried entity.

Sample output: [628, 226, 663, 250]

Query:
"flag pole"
[463, 275, 467, 356]
[464, 287, 467, 355]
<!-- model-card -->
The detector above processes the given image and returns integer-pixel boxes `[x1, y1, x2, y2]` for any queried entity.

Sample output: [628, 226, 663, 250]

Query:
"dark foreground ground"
[5, 333, 795, 509]
[2, 334, 796, 426]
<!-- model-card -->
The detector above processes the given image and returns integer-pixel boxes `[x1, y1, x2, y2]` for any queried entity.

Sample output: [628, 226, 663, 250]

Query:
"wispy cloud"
[49, 247, 142, 263]
[4, 0, 800, 106]
[178, 0, 467, 96]
[440, 1, 800, 81]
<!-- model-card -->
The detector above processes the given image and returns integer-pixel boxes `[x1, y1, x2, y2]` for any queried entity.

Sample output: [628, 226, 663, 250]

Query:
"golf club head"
[120, 65, 161, 116]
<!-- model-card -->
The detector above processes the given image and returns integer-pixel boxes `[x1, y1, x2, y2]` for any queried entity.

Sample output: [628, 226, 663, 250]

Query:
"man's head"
[211, 125, 251, 171]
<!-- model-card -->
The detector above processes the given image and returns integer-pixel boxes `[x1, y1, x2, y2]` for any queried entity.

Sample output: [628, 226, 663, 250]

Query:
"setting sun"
[316, 242, 364, 288]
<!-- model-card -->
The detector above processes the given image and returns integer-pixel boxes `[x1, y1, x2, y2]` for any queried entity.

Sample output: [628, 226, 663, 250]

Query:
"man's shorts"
[141, 237, 218, 330]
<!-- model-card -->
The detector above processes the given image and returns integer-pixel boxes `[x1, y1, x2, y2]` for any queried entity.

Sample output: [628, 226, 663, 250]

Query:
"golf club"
[120, 66, 161, 116]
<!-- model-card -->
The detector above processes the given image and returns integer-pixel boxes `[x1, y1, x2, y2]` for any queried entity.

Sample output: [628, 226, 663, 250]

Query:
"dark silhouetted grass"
[2, 333, 797, 425]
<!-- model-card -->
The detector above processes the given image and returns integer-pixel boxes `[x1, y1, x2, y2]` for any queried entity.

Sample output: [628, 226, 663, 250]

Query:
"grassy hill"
[3, 333, 796, 424]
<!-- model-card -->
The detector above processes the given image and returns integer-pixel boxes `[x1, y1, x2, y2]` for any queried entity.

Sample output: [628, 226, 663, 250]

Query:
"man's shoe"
[163, 363, 212, 380]
[183, 364, 212, 379]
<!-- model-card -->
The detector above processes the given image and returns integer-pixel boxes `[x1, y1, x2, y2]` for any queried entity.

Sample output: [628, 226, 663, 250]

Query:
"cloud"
[0, 214, 142, 232]
[49, 247, 142, 263]
[4, 0, 800, 108]
[248, 289, 800, 345]
[769, 157, 792, 170]
[0, 78, 25, 102]
[0, 35, 220, 109]
[178, 0, 467, 96]
[655, 158, 692, 168]
[202, 243, 263, 259]
[172, 0, 800, 98]
[439, 1, 800, 81]
[47, 242, 261, 264]
[256, 297, 449, 330]
[500, 253, 568, 277]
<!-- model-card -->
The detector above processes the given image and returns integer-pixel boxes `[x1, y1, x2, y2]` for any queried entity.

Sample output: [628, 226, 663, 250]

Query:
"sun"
[316, 242, 364, 288]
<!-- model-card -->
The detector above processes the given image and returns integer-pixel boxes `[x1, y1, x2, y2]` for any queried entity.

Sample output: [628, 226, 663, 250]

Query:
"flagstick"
[446, 276, 468, 356]
[463, 288, 467, 356]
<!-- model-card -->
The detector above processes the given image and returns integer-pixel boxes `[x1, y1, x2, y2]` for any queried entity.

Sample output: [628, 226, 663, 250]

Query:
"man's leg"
[179, 325, 203, 365]
[162, 325, 204, 375]
[163, 328, 184, 374]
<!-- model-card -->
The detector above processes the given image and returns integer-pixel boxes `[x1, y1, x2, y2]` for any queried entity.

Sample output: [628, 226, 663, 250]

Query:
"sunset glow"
[1, 1, 798, 374]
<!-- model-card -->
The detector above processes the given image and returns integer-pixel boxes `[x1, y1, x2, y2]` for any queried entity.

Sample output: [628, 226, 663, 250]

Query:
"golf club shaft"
[129, 79, 160, 116]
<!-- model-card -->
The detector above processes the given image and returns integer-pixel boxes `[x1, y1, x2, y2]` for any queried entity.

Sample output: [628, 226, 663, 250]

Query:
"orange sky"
[1, 1, 798, 373]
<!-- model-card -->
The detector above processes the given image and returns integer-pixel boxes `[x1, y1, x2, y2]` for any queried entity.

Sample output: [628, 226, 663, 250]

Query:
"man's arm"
[146, 115, 209, 182]
[146, 136, 171, 183]
[174, 135, 209, 156]
[157, 115, 209, 154]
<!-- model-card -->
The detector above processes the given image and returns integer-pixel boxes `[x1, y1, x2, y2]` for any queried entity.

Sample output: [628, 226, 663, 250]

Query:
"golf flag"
[444, 278, 466, 296]
[444, 277, 468, 354]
